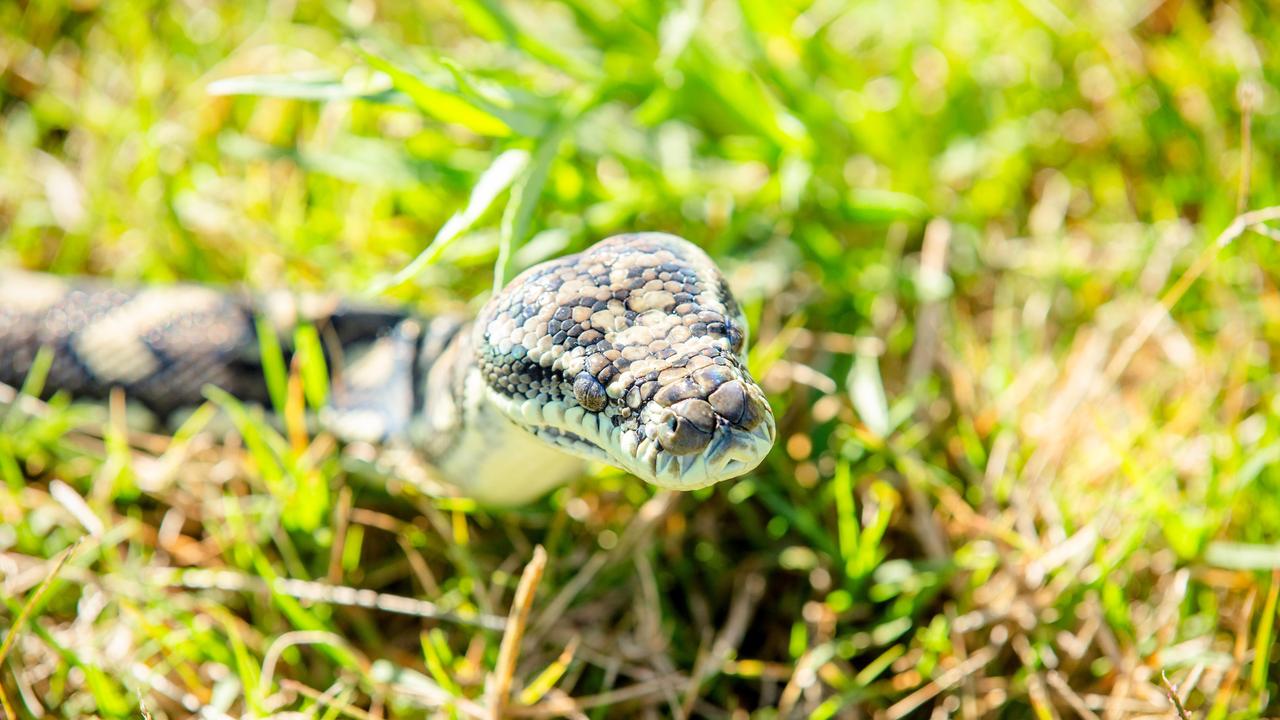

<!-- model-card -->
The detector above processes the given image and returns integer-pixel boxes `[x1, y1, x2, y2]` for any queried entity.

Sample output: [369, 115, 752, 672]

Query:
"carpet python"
[0, 233, 776, 504]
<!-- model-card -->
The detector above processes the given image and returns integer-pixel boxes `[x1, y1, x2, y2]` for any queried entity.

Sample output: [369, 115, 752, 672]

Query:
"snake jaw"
[474, 232, 776, 492]
[501, 394, 774, 491]
[486, 391, 622, 471]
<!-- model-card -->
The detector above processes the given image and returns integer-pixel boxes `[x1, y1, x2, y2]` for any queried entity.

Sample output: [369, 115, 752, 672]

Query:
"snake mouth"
[530, 426, 611, 463]
[486, 387, 774, 490]
[622, 414, 776, 491]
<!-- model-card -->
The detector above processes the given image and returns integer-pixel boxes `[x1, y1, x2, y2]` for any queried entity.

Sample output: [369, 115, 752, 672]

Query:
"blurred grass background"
[2, 0, 1280, 717]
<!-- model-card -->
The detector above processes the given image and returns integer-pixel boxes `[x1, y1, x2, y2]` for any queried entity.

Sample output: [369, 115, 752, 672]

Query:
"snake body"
[0, 233, 775, 504]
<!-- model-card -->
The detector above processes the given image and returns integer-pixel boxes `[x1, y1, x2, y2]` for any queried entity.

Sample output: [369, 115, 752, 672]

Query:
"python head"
[474, 232, 776, 490]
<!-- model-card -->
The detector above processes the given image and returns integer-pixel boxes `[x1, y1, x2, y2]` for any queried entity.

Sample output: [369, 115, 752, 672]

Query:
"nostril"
[654, 411, 712, 455]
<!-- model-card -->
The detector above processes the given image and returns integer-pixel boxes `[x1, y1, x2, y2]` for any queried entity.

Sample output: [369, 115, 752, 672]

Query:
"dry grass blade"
[49, 479, 104, 538]
[531, 492, 675, 638]
[489, 544, 548, 719]
[328, 485, 354, 584]
[1046, 670, 1101, 720]
[506, 675, 687, 717]
[1104, 205, 1280, 386]
[280, 679, 378, 720]
[0, 538, 83, 720]
[1160, 671, 1191, 720]
[259, 630, 366, 700]
[884, 644, 1001, 720]
[906, 218, 952, 386]
[148, 568, 506, 629]
[0, 382, 50, 418]
[0, 537, 82, 668]
[681, 572, 766, 717]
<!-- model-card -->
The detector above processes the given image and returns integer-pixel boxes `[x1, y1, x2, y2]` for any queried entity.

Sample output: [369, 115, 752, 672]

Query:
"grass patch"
[3, 0, 1280, 716]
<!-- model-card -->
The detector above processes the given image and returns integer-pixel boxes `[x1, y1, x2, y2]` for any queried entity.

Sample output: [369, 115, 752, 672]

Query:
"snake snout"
[652, 370, 773, 459]
[654, 404, 714, 455]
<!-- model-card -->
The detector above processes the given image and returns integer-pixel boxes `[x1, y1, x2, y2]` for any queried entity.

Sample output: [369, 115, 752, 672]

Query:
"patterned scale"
[0, 271, 441, 441]
[0, 272, 267, 413]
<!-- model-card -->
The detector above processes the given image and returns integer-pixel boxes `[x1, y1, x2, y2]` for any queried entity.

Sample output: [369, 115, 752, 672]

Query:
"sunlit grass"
[2, 0, 1280, 716]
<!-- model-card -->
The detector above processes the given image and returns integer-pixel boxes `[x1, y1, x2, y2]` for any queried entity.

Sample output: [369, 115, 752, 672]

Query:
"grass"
[2, 0, 1280, 716]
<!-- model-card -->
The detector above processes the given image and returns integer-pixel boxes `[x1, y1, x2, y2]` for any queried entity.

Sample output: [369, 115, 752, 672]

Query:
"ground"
[2, 0, 1280, 717]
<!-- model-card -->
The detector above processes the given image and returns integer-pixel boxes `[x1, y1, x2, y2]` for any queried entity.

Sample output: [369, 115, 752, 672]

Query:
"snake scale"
[0, 233, 776, 504]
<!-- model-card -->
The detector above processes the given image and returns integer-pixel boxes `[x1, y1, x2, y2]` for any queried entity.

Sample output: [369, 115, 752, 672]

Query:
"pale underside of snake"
[0, 233, 776, 504]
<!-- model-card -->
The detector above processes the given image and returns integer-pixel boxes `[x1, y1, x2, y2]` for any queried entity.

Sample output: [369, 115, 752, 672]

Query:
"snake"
[0, 233, 776, 504]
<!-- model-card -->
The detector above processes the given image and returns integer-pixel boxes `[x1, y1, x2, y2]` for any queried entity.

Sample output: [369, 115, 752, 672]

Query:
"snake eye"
[727, 324, 745, 353]
[573, 371, 608, 412]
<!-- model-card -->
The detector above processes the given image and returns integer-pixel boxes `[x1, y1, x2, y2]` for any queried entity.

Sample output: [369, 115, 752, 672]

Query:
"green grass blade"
[2, 345, 53, 433]
[1252, 571, 1280, 700]
[207, 72, 402, 103]
[494, 116, 570, 291]
[832, 461, 861, 579]
[293, 323, 330, 410]
[373, 148, 530, 293]
[255, 316, 289, 417]
[361, 50, 536, 137]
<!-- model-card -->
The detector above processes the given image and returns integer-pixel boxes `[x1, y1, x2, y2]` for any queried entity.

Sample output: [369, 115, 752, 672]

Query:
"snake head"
[474, 232, 776, 491]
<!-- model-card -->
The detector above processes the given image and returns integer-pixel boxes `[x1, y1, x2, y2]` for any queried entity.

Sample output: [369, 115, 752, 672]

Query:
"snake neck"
[409, 323, 585, 505]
